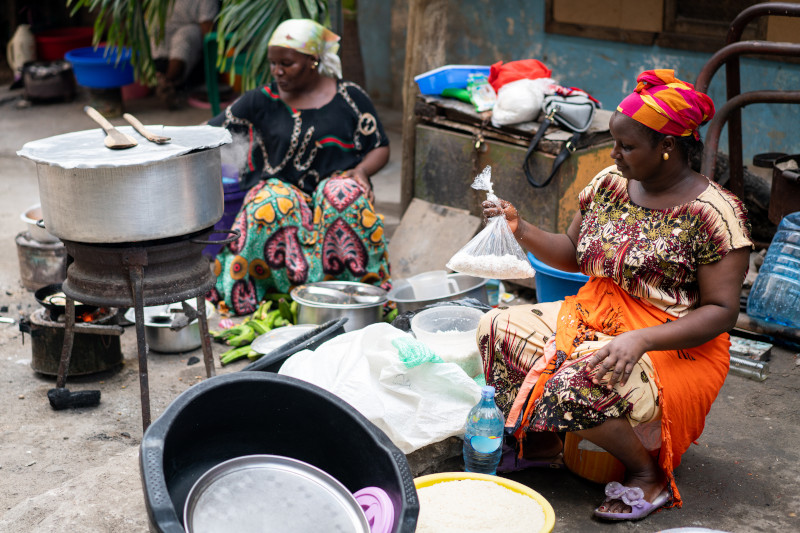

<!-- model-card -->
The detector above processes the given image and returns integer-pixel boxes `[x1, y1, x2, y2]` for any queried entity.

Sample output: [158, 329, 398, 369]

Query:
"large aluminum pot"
[387, 273, 489, 314]
[35, 148, 223, 243]
[290, 281, 387, 332]
[18, 125, 230, 243]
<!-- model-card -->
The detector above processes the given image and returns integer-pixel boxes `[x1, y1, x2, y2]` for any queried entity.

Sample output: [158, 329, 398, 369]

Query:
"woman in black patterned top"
[207, 19, 391, 316]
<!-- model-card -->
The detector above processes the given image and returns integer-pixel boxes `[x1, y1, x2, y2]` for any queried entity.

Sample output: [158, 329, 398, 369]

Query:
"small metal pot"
[290, 281, 387, 332]
[125, 300, 214, 353]
[387, 273, 489, 314]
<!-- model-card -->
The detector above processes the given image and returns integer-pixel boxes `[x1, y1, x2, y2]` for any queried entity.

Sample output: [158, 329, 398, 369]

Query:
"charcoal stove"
[55, 226, 236, 429]
[20, 306, 123, 376]
[17, 124, 233, 430]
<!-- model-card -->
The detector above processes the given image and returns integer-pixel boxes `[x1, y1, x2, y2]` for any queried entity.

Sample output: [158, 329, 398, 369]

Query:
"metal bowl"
[20, 203, 59, 243]
[290, 281, 387, 332]
[125, 300, 215, 353]
[387, 273, 489, 314]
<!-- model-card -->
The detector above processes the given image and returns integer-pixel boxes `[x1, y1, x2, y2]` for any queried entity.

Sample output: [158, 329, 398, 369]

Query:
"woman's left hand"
[341, 167, 374, 204]
[584, 331, 648, 389]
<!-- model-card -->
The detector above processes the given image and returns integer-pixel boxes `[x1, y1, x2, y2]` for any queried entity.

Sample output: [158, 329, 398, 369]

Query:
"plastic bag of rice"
[416, 479, 546, 532]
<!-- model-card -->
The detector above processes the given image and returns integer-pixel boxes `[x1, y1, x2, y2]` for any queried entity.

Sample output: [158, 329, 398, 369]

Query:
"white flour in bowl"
[447, 252, 535, 279]
[416, 479, 546, 533]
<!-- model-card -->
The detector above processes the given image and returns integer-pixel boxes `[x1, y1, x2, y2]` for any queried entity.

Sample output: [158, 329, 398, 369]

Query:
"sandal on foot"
[593, 481, 670, 521]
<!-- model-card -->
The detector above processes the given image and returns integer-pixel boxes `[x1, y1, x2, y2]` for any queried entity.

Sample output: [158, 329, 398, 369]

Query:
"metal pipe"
[701, 90, 800, 190]
[727, 2, 800, 45]
[695, 41, 800, 93]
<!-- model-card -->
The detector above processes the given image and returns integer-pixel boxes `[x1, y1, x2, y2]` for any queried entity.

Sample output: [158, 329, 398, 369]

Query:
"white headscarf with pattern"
[268, 18, 342, 79]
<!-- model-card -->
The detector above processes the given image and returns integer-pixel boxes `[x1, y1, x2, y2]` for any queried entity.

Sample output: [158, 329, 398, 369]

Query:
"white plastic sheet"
[279, 323, 482, 454]
[17, 125, 231, 169]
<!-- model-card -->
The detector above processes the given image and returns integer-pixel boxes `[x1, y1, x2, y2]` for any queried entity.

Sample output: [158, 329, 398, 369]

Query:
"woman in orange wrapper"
[477, 69, 751, 521]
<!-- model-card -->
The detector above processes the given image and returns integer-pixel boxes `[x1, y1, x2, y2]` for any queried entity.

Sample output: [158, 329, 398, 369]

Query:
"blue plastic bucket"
[528, 253, 589, 303]
[65, 46, 134, 88]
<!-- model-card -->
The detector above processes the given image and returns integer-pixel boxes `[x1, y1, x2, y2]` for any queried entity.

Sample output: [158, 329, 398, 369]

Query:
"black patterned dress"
[207, 80, 391, 315]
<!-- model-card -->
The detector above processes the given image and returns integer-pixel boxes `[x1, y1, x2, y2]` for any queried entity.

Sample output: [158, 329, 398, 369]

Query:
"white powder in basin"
[416, 479, 546, 532]
[447, 252, 535, 279]
[426, 329, 482, 378]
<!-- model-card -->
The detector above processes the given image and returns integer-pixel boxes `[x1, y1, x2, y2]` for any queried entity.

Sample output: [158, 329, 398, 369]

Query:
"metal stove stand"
[55, 228, 235, 430]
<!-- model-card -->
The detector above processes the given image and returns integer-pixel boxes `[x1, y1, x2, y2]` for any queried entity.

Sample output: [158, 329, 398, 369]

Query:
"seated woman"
[207, 19, 391, 315]
[478, 70, 751, 521]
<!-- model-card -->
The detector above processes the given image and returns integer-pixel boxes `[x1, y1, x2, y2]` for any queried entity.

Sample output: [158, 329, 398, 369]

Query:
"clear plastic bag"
[446, 166, 536, 279]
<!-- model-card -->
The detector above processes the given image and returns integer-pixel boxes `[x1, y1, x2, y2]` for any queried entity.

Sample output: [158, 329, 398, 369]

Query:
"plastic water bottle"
[747, 211, 800, 328]
[463, 386, 505, 475]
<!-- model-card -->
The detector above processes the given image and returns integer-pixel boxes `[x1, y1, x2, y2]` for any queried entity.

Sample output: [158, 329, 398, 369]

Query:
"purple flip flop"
[593, 481, 671, 521]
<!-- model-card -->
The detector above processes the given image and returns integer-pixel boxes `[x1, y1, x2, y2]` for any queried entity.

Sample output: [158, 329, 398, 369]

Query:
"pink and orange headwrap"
[617, 69, 715, 140]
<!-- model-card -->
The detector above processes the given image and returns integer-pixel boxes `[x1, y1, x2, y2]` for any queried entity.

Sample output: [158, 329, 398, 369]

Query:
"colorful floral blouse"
[208, 80, 388, 193]
[576, 166, 752, 317]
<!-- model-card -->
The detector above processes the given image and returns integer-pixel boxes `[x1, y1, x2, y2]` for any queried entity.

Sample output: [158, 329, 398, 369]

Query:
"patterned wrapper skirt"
[477, 301, 662, 451]
[209, 176, 391, 315]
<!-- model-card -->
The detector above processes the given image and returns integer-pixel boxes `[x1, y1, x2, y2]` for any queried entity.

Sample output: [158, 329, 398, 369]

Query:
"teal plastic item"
[392, 337, 443, 368]
[528, 252, 589, 303]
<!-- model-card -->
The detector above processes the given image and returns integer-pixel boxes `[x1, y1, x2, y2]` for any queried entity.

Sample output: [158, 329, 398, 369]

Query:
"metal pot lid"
[183, 454, 370, 533]
[291, 281, 387, 308]
[251, 324, 319, 355]
[16, 125, 231, 169]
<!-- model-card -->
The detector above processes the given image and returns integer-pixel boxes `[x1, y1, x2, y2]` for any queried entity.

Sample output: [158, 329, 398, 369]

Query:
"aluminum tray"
[183, 454, 370, 533]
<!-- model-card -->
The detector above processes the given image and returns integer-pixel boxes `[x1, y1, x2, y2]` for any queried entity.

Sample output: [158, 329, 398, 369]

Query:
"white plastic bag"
[446, 166, 536, 279]
[279, 323, 482, 454]
[491, 77, 553, 127]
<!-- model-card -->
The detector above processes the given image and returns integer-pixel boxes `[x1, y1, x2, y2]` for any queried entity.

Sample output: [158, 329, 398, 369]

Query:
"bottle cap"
[481, 385, 495, 397]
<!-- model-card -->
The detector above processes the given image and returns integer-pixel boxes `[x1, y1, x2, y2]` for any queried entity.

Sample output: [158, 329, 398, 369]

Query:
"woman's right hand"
[481, 198, 521, 234]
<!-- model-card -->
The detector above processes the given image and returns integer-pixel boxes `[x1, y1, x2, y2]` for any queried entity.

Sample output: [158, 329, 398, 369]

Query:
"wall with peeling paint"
[358, 0, 800, 162]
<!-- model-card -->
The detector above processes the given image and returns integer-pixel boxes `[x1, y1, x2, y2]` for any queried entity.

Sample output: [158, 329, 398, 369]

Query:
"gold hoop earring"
[663, 152, 669, 161]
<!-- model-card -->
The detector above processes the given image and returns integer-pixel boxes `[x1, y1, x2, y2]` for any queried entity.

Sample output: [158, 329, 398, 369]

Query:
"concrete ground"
[0, 85, 799, 532]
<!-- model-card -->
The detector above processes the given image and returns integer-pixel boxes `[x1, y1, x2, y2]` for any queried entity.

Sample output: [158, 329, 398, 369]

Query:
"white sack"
[491, 77, 554, 127]
[279, 323, 482, 454]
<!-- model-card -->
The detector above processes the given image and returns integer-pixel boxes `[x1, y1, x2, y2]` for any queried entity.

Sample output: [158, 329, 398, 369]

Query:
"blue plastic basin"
[414, 64, 491, 95]
[65, 46, 134, 88]
[528, 252, 589, 303]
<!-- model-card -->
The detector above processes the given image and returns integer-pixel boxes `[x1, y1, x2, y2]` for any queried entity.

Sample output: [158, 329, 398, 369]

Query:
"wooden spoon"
[83, 106, 138, 150]
[122, 113, 171, 144]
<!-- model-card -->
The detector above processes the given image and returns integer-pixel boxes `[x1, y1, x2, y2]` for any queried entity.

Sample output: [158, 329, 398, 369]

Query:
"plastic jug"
[6, 24, 36, 81]
[746, 211, 800, 328]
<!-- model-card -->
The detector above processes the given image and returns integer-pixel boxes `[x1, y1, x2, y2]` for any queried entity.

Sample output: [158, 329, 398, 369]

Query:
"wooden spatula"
[122, 113, 171, 144]
[83, 105, 138, 150]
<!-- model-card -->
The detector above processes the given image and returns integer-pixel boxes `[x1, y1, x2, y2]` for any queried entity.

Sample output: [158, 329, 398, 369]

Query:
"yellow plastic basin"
[414, 472, 556, 533]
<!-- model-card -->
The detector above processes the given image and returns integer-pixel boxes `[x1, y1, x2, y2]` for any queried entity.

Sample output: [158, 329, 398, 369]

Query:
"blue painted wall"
[359, 0, 800, 162]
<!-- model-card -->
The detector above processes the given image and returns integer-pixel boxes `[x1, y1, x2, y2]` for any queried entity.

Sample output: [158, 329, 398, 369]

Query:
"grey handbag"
[524, 89, 599, 188]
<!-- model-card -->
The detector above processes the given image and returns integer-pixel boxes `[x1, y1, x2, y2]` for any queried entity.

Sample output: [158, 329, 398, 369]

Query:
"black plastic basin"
[140, 372, 419, 532]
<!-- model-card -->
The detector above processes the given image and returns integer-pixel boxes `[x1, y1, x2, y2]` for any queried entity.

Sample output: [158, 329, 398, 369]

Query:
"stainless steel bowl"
[387, 273, 489, 314]
[290, 281, 387, 332]
[125, 300, 215, 353]
[20, 203, 59, 243]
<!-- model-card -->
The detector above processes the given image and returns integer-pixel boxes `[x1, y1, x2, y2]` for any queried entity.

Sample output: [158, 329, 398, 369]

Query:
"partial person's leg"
[310, 176, 391, 292]
[576, 418, 668, 515]
[478, 301, 565, 460]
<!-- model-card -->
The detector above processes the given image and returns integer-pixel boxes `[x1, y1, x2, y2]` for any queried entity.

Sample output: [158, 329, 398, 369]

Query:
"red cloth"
[487, 59, 552, 93]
